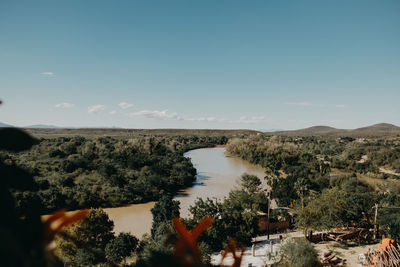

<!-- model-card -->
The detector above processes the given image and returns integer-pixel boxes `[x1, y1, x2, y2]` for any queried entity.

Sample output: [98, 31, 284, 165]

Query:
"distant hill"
[2, 124, 123, 129]
[25, 124, 60, 129]
[0, 122, 14, 127]
[4, 121, 400, 137]
[259, 128, 284, 133]
[0, 122, 61, 128]
[353, 123, 400, 134]
[273, 125, 343, 136]
[25, 128, 261, 138]
[280, 125, 343, 135]
[271, 123, 400, 137]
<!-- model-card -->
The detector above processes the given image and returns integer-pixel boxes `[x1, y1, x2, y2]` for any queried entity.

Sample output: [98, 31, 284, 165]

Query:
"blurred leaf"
[221, 240, 244, 267]
[43, 209, 89, 244]
[173, 216, 212, 264]
[0, 127, 38, 152]
[0, 163, 36, 190]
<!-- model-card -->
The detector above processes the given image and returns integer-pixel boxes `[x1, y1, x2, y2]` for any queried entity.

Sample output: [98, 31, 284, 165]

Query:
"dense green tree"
[74, 248, 98, 267]
[295, 188, 349, 234]
[105, 232, 138, 264]
[73, 209, 114, 249]
[189, 198, 223, 250]
[188, 174, 267, 250]
[136, 222, 177, 262]
[9, 135, 224, 214]
[56, 209, 114, 265]
[226, 134, 400, 239]
[378, 192, 400, 241]
[277, 238, 320, 267]
[294, 177, 310, 209]
[151, 195, 180, 238]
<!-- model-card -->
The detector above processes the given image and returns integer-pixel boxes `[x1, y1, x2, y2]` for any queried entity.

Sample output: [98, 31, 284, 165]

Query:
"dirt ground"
[265, 231, 380, 267]
[314, 241, 379, 267]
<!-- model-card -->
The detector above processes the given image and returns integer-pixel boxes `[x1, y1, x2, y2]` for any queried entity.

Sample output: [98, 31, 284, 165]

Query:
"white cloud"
[335, 104, 346, 108]
[285, 101, 313, 107]
[185, 117, 218, 122]
[230, 116, 265, 124]
[41, 72, 54, 76]
[130, 108, 265, 125]
[284, 102, 327, 107]
[204, 117, 217, 122]
[55, 102, 74, 108]
[109, 110, 117, 115]
[130, 110, 180, 120]
[118, 102, 134, 109]
[88, 105, 106, 114]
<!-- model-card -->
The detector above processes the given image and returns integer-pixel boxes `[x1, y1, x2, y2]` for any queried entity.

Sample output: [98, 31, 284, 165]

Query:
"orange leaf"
[172, 216, 213, 265]
[221, 240, 244, 267]
[42, 209, 89, 244]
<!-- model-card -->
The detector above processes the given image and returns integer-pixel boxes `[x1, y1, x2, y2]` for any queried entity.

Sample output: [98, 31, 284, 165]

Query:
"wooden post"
[373, 203, 378, 239]
[267, 192, 270, 240]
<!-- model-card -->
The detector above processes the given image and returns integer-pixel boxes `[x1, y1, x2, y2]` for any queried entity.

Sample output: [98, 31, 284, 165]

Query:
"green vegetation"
[106, 232, 139, 265]
[134, 196, 181, 264]
[187, 174, 268, 250]
[226, 135, 400, 240]
[24, 127, 257, 138]
[5, 126, 400, 266]
[3, 135, 227, 214]
[227, 136, 331, 207]
[151, 195, 180, 238]
[275, 238, 320, 267]
[56, 209, 114, 265]
[2, 127, 254, 266]
[55, 209, 139, 266]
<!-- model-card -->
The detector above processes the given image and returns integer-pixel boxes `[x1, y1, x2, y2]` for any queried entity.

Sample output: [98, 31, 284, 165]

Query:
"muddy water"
[105, 147, 266, 237]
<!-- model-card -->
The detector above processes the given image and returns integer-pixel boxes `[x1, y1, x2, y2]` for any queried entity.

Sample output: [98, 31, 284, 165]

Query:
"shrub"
[277, 238, 320, 267]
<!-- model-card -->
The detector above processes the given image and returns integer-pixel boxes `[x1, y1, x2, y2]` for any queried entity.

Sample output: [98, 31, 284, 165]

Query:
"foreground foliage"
[1, 127, 91, 267]
[55, 209, 139, 266]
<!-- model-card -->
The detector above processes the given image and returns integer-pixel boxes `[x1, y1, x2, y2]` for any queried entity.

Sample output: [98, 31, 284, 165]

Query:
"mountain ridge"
[25, 124, 60, 129]
[1, 122, 400, 137]
[272, 123, 400, 137]
[0, 122, 13, 127]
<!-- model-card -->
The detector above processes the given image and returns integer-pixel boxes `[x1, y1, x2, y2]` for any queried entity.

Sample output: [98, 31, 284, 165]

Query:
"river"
[105, 147, 266, 237]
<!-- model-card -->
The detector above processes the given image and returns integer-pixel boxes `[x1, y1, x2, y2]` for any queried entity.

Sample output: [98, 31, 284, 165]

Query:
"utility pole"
[267, 191, 271, 240]
[372, 204, 400, 240]
[373, 203, 378, 240]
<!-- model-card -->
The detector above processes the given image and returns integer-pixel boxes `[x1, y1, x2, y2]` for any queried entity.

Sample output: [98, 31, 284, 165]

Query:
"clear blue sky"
[1, 0, 399, 130]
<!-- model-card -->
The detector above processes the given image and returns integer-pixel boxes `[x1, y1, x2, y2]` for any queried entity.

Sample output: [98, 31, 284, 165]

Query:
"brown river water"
[105, 147, 266, 237]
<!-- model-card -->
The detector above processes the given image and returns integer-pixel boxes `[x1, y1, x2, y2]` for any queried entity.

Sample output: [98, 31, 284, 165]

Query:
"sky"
[0, 0, 399, 130]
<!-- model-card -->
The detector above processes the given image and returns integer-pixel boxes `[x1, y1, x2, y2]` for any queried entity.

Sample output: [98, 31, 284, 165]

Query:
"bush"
[105, 232, 138, 264]
[277, 238, 320, 267]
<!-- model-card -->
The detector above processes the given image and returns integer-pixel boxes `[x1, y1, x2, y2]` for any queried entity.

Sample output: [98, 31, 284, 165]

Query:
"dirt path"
[379, 167, 400, 176]
[314, 241, 378, 267]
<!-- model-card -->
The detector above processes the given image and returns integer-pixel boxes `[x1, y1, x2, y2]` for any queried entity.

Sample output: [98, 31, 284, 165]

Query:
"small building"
[257, 211, 290, 233]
